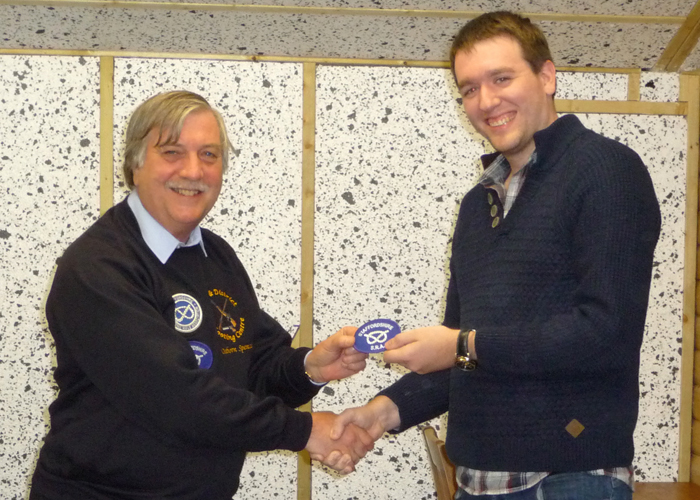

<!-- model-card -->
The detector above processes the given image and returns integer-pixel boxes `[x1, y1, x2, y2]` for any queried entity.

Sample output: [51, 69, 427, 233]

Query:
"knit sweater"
[380, 114, 661, 472]
[31, 199, 318, 500]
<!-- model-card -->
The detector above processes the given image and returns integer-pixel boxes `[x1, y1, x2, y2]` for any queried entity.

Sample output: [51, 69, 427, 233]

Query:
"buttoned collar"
[127, 191, 207, 264]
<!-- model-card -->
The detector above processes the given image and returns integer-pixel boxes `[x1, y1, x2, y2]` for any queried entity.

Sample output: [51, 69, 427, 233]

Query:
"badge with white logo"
[354, 319, 401, 353]
[188, 341, 213, 369]
[173, 293, 203, 333]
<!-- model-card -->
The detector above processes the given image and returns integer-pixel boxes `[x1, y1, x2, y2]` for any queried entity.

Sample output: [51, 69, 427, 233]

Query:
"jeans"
[456, 472, 632, 500]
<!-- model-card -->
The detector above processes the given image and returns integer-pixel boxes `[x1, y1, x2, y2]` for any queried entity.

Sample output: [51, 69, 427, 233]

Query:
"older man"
[334, 11, 661, 500]
[30, 91, 372, 500]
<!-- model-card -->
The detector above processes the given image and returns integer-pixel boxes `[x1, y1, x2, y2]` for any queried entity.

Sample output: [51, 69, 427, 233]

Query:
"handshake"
[304, 396, 400, 475]
[301, 324, 459, 474]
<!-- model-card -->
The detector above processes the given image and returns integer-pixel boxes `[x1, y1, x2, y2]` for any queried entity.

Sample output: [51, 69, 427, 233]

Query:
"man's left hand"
[305, 326, 367, 383]
[383, 325, 460, 374]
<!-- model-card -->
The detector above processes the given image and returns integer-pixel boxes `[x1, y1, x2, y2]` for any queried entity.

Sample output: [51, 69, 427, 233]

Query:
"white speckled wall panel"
[640, 72, 681, 102]
[313, 65, 485, 499]
[541, 21, 677, 70]
[556, 71, 628, 100]
[314, 65, 684, 498]
[576, 113, 686, 482]
[0, 5, 680, 70]
[123, 0, 696, 17]
[0, 55, 100, 499]
[112, 58, 303, 499]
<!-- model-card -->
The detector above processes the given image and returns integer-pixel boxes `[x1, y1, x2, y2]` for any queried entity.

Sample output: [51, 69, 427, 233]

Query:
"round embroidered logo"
[188, 341, 213, 369]
[173, 293, 203, 333]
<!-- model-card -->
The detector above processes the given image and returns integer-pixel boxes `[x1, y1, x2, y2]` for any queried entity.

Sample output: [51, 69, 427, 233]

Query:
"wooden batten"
[692, 453, 700, 484]
[627, 70, 641, 101]
[99, 56, 114, 215]
[555, 99, 686, 115]
[296, 62, 317, 500]
[696, 242, 700, 280]
[655, 1, 700, 72]
[679, 74, 700, 482]
[298, 62, 316, 355]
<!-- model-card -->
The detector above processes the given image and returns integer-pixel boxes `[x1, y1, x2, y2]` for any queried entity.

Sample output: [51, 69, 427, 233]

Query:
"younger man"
[334, 12, 661, 500]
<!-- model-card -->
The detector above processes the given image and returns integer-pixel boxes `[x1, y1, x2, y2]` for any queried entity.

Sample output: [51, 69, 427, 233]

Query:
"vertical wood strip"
[680, 73, 700, 482]
[99, 56, 114, 215]
[296, 61, 317, 500]
[627, 69, 641, 101]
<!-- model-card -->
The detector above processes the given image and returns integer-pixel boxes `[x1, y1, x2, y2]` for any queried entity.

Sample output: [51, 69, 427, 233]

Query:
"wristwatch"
[455, 329, 477, 371]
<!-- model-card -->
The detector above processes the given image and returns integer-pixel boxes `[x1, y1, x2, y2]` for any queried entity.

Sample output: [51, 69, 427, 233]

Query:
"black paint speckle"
[341, 192, 355, 204]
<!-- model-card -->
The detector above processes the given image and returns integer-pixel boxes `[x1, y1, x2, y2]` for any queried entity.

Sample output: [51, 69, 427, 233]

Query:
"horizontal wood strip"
[556, 99, 687, 115]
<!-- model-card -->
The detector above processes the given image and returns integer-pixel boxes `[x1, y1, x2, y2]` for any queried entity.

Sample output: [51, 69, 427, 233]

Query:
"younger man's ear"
[539, 60, 557, 97]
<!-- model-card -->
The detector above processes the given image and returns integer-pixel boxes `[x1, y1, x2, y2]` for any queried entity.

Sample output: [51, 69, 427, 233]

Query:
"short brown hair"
[450, 11, 553, 78]
[122, 90, 231, 189]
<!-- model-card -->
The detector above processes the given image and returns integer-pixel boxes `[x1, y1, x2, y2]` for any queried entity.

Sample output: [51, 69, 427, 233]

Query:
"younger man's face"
[454, 35, 557, 169]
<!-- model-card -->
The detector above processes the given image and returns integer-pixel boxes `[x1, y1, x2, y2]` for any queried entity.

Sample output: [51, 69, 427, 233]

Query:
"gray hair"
[122, 90, 231, 188]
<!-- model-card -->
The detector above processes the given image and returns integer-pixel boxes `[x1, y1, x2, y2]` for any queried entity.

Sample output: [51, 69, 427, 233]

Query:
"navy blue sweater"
[380, 115, 661, 472]
[31, 200, 317, 499]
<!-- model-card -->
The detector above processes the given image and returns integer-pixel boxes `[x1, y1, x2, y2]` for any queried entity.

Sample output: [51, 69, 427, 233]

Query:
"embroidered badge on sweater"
[173, 293, 203, 333]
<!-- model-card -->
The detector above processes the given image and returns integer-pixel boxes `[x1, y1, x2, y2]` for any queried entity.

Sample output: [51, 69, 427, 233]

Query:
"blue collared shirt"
[127, 191, 207, 264]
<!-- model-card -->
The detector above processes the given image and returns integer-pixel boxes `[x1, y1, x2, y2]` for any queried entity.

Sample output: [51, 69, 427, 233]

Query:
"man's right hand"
[306, 412, 375, 474]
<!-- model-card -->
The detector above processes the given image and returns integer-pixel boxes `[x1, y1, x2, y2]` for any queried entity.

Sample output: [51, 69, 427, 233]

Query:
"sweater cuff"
[279, 408, 314, 452]
[288, 347, 325, 392]
[377, 370, 450, 433]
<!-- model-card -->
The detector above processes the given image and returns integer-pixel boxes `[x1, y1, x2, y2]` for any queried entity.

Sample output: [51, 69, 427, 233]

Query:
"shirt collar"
[477, 152, 537, 209]
[127, 191, 207, 264]
[478, 153, 511, 188]
[477, 151, 537, 187]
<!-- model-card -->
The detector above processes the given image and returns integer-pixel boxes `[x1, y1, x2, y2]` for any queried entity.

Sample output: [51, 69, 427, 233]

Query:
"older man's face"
[134, 110, 223, 241]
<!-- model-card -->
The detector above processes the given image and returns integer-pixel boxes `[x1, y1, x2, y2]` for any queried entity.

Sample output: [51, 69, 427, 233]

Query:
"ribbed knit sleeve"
[377, 369, 450, 431]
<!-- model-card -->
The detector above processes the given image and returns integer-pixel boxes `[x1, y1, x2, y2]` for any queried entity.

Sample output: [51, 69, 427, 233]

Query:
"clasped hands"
[303, 325, 458, 473]
[305, 396, 401, 474]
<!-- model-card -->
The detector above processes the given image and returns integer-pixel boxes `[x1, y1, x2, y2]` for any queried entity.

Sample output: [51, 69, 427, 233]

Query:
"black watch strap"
[455, 329, 477, 371]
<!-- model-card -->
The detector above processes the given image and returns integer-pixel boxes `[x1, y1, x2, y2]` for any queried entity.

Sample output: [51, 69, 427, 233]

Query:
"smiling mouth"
[487, 113, 514, 127]
[171, 188, 201, 196]
[166, 181, 209, 196]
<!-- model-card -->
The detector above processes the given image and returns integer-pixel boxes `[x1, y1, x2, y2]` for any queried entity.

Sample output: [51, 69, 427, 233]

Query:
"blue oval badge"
[354, 319, 401, 353]
[189, 341, 213, 369]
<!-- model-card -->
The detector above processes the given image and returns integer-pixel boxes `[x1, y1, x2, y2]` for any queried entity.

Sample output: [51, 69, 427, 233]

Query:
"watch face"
[455, 356, 477, 371]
